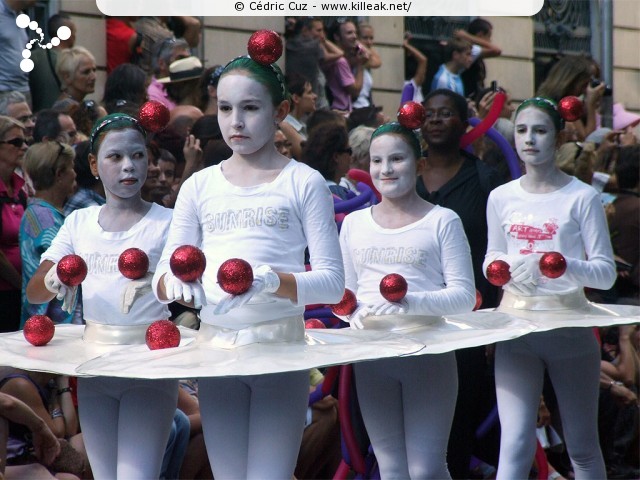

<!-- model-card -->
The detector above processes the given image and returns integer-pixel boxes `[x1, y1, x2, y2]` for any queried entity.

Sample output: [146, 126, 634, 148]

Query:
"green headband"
[371, 122, 422, 160]
[516, 97, 564, 131]
[89, 113, 147, 154]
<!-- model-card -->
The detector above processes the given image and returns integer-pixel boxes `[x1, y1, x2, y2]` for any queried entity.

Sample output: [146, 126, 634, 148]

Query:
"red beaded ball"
[170, 245, 206, 283]
[539, 252, 567, 279]
[558, 96, 584, 123]
[379, 273, 408, 303]
[57, 254, 88, 287]
[331, 289, 358, 317]
[304, 318, 326, 329]
[397, 101, 426, 130]
[138, 100, 170, 133]
[118, 248, 149, 280]
[486, 260, 511, 287]
[145, 320, 181, 350]
[247, 30, 283, 65]
[23, 315, 55, 346]
[217, 258, 254, 295]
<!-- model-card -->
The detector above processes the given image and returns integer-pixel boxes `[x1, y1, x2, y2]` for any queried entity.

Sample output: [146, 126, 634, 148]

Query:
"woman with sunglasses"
[0, 116, 28, 332]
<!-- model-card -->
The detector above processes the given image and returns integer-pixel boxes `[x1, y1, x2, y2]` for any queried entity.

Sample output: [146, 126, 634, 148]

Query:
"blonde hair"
[0, 115, 25, 139]
[555, 141, 596, 185]
[56, 46, 95, 90]
[24, 142, 75, 190]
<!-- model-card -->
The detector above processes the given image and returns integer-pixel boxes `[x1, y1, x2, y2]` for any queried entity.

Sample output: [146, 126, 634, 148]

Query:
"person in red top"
[106, 17, 139, 74]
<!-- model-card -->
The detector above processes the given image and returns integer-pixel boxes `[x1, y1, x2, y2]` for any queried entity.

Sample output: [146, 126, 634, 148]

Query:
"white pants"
[354, 353, 458, 479]
[77, 376, 178, 479]
[198, 370, 309, 480]
[495, 327, 606, 479]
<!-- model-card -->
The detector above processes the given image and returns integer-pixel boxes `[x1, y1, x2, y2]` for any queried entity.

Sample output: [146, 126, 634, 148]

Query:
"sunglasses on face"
[0, 137, 26, 148]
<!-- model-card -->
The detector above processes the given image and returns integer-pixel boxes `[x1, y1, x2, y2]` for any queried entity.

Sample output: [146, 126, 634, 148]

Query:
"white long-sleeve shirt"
[484, 177, 616, 295]
[42, 203, 172, 325]
[153, 160, 344, 329]
[339, 205, 475, 316]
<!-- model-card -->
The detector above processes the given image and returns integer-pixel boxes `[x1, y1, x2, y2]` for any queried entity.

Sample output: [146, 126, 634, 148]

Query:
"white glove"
[163, 272, 206, 309]
[348, 304, 374, 330]
[120, 273, 153, 314]
[44, 264, 77, 314]
[213, 265, 280, 315]
[510, 253, 543, 285]
[506, 279, 537, 296]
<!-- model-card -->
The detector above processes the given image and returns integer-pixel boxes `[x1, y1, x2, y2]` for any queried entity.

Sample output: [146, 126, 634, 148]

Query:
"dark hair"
[33, 109, 62, 143]
[301, 123, 349, 182]
[423, 89, 469, 123]
[197, 65, 223, 111]
[190, 115, 222, 149]
[615, 145, 640, 190]
[72, 141, 98, 188]
[203, 139, 232, 168]
[153, 124, 186, 165]
[306, 109, 346, 136]
[285, 72, 310, 97]
[467, 18, 492, 36]
[103, 63, 148, 114]
[47, 13, 72, 40]
[69, 99, 101, 137]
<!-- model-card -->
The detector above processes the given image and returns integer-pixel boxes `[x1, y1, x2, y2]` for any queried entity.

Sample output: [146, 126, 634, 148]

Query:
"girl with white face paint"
[24, 113, 179, 479]
[339, 121, 476, 478]
[483, 97, 618, 479]
[152, 41, 345, 478]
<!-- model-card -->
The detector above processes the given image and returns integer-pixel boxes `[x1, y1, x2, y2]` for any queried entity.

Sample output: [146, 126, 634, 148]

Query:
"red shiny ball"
[145, 320, 180, 350]
[558, 96, 584, 122]
[539, 251, 567, 279]
[217, 258, 253, 295]
[23, 315, 55, 346]
[118, 248, 149, 280]
[474, 289, 483, 311]
[247, 30, 283, 65]
[379, 273, 408, 303]
[305, 318, 326, 329]
[57, 254, 88, 287]
[170, 245, 206, 283]
[486, 260, 511, 287]
[331, 289, 358, 316]
[138, 100, 170, 133]
[397, 101, 426, 130]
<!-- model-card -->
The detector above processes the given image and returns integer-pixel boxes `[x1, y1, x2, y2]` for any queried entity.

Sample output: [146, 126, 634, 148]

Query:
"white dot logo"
[14, 14, 65, 72]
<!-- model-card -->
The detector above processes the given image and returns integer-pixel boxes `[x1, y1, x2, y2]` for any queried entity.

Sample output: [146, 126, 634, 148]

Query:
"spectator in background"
[537, 55, 606, 142]
[55, 46, 97, 104]
[352, 23, 382, 111]
[456, 18, 502, 101]
[63, 140, 105, 215]
[0, 116, 28, 333]
[134, 16, 200, 76]
[190, 115, 222, 150]
[30, 13, 76, 112]
[147, 37, 191, 110]
[300, 122, 352, 200]
[202, 139, 232, 168]
[430, 37, 474, 96]
[69, 99, 107, 141]
[159, 56, 204, 108]
[274, 127, 293, 159]
[0, 91, 35, 144]
[400, 33, 428, 105]
[306, 109, 348, 136]
[105, 16, 139, 74]
[33, 109, 78, 145]
[20, 142, 76, 327]
[197, 65, 223, 116]
[0, 0, 36, 106]
[102, 63, 148, 114]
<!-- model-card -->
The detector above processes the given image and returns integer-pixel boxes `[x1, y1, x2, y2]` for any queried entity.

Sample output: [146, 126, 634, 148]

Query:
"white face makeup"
[95, 129, 148, 200]
[369, 134, 417, 199]
[217, 73, 279, 156]
[514, 107, 557, 167]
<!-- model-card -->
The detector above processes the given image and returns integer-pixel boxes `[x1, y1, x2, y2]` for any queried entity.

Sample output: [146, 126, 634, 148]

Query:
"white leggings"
[198, 370, 309, 480]
[354, 353, 458, 479]
[77, 376, 178, 479]
[495, 327, 606, 480]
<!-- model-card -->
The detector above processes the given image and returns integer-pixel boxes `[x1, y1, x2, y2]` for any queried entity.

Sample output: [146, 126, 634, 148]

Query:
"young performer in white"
[338, 120, 476, 478]
[485, 97, 616, 479]
[152, 40, 345, 478]
[25, 114, 178, 479]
